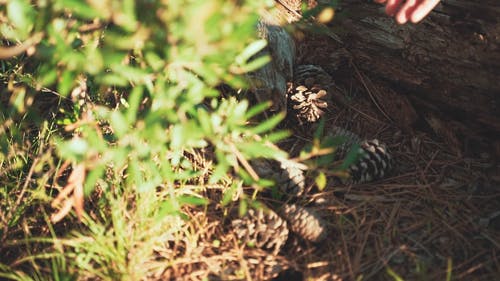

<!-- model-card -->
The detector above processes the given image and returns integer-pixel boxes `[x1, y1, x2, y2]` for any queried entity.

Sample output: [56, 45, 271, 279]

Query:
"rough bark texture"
[334, 0, 500, 153]
[255, 0, 499, 155]
[248, 3, 299, 113]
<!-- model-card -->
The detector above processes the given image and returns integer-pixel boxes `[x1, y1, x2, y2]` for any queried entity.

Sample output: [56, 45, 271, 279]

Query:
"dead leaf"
[51, 163, 86, 223]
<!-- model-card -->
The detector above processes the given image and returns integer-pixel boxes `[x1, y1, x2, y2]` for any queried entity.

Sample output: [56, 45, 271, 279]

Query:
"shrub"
[0, 0, 288, 279]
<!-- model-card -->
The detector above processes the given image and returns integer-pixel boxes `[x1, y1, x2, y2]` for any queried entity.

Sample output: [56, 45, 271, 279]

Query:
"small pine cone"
[289, 64, 332, 123]
[347, 139, 392, 184]
[290, 86, 328, 123]
[279, 203, 328, 243]
[245, 254, 285, 280]
[251, 158, 307, 197]
[217, 253, 286, 281]
[232, 208, 289, 254]
[294, 64, 332, 88]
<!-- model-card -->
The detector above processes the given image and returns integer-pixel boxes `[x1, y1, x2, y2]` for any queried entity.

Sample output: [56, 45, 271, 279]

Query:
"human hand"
[374, 0, 441, 24]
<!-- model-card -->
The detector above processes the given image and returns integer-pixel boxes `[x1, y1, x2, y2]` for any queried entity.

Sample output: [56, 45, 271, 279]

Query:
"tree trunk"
[330, 0, 500, 154]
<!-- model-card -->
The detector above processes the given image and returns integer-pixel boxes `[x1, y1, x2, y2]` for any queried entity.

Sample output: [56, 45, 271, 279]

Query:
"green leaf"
[238, 200, 248, 217]
[98, 74, 129, 87]
[314, 118, 326, 140]
[236, 142, 286, 159]
[7, 0, 35, 39]
[210, 151, 229, 184]
[337, 144, 361, 170]
[57, 70, 75, 97]
[55, 0, 104, 20]
[126, 86, 143, 124]
[110, 65, 151, 84]
[145, 52, 165, 71]
[222, 181, 241, 206]
[249, 112, 285, 134]
[9, 87, 26, 114]
[84, 165, 105, 195]
[57, 138, 88, 161]
[244, 101, 271, 119]
[315, 172, 327, 191]
[178, 195, 209, 206]
[235, 39, 267, 65]
[264, 130, 291, 143]
[386, 267, 404, 281]
[110, 111, 129, 138]
[239, 55, 271, 73]
[157, 198, 180, 218]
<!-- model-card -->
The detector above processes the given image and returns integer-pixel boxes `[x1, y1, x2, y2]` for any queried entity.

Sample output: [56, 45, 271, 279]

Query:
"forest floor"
[182, 34, 500, 280]
[1, 32, 499, 281]
[276, 34, 500, 280]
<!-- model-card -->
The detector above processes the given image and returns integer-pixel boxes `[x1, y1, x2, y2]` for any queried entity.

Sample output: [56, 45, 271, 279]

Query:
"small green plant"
[1, 0, 289, 279]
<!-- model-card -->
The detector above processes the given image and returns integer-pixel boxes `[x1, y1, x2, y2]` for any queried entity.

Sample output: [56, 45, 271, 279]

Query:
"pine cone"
[347, 139, 392, 184]
[231, 208, 289, 254]
[289, 64, 332, 123]
[244, 254, 285, 280]
[279, 203, 328, 243]
[251, 158, 307, 197]
[327, 126, 362, 159]
[294, 64, 332, 88]
[290, 86, 328, 123]
[326, 127, 392, 184]
[217, 253, 286, 281]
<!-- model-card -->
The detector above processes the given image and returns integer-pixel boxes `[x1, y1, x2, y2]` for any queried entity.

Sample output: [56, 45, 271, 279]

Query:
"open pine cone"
[288, 64, 333, 123]
[347, 139, 392, 184]
[231, 208, 289, 254]
[290, 86, 328, 123]
[279, 203, 328, 243]
[251, 158, 307, 197]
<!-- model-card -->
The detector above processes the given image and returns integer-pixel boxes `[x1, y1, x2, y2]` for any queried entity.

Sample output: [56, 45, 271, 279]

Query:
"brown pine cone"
[326, 127, 392, 184]
[289, 64, 332, 123]
[243, 254, 285, 280]
[231, 208, 289, 254]
[290, 86, 328, 123]
[279, 203, 328, 243]
[294, 64, 333, 88]
[251, 158, 307, 197]
[347, 139, 392, 184]
[216, 252, 286, 281]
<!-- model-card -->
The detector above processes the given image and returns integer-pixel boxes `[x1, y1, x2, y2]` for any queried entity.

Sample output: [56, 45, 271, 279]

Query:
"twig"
[228, 142, 260, 181]
[0, 33, 43, 59]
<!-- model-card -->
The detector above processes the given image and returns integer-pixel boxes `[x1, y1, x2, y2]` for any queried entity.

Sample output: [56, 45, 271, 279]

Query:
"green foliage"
[0, 0, 287, 279]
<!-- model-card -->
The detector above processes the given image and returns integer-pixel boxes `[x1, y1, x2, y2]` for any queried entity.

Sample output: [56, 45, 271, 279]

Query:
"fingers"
[375, 0, 440, 24]
[395, 0, 417, 24]
[410, 0, 440, 23]
[385, 0, 404, 16]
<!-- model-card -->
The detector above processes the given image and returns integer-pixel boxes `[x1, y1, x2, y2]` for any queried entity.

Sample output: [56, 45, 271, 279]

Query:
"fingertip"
[395, 12, 408, 24]
[410, 9, 426, 23]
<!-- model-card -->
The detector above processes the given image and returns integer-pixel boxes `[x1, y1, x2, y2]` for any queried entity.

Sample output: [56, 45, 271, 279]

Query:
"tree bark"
[330, 0, 500, 154]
